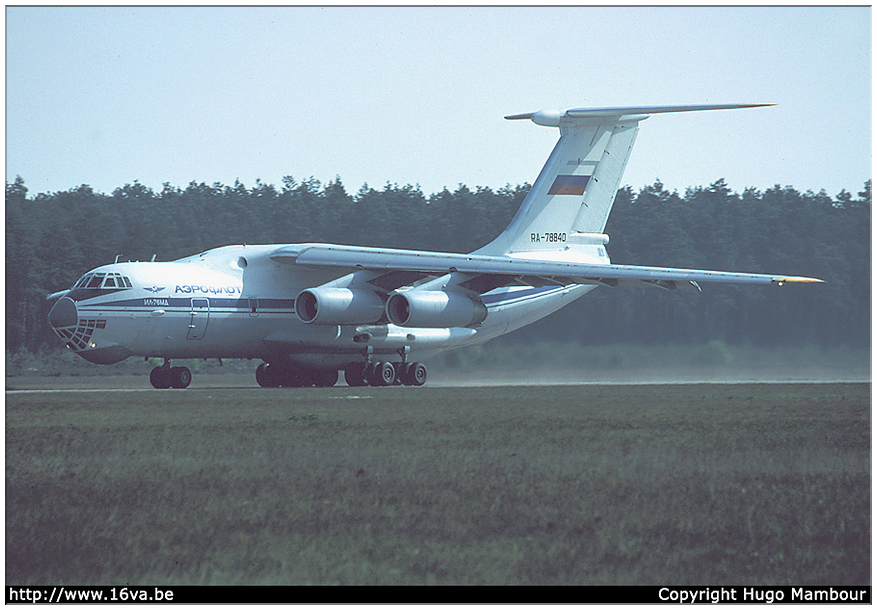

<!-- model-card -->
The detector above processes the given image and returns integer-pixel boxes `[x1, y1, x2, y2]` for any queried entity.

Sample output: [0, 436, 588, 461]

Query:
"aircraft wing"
[270, 244, 823, 292]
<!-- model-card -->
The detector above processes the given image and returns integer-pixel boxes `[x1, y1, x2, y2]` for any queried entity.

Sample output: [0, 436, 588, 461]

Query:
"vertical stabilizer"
[476, 104, 773, 256]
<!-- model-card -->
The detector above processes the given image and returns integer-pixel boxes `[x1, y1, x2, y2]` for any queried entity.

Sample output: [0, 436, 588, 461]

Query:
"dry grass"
[5, 382, 870, 585]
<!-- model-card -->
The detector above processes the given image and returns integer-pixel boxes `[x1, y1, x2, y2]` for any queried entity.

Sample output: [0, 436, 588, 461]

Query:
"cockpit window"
[71, 272, 133, 292]
[104, 273, 130, 288]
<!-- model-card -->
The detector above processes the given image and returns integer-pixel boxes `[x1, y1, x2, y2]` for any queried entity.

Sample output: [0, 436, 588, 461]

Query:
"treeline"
[5, 175, 870, 354]
[537, 179, 870, 350]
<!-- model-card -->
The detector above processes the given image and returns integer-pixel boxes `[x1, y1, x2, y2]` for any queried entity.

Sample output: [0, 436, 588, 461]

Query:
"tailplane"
[476, 104, 774, 257]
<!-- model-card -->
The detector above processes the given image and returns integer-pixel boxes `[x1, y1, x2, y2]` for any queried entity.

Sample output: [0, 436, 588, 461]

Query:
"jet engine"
[385, 290, 487, 328]
[295, 287, 386, 325]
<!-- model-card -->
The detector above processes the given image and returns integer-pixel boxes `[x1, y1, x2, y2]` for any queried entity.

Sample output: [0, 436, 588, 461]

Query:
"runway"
[5, 372, 870, 394]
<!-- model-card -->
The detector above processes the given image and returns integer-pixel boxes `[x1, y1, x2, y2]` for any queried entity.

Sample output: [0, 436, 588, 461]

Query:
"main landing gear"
[343, 361, 427, 387]
[344, 345, 427, 387]
[149, 360, 192, 389]
[254, 360, 428, 388]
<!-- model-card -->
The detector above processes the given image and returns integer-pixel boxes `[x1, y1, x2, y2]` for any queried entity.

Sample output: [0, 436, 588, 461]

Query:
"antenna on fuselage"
[114, 254, 121, 263]
[150, 254, 157, 262]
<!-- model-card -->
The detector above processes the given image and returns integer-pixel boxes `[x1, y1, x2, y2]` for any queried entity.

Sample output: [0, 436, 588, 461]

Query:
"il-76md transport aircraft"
[47, 103, 822, 388]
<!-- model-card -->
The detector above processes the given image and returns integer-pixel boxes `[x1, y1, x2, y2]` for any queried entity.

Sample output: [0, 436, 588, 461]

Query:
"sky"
[5, 5, 872, 199]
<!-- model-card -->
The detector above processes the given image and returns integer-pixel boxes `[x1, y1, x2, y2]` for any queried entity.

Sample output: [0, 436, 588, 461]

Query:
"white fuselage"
[49, 244, 601, 368]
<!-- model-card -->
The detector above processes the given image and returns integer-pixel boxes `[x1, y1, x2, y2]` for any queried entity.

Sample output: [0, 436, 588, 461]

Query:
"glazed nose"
[48, 297, 78, 328]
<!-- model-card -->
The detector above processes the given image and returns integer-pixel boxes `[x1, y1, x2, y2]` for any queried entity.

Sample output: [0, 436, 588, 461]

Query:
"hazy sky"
[6, 5, 871, 199]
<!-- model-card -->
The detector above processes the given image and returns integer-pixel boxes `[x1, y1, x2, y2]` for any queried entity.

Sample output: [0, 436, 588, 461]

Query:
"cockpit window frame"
[68, 271, 134, 297]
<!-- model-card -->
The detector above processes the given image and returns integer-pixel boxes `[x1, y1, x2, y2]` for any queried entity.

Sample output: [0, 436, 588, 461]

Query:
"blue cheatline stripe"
[76, 297, 297, 313]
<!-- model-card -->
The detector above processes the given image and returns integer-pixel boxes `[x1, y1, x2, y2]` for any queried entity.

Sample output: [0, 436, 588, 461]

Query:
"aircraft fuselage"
[48, 244, 597, 372]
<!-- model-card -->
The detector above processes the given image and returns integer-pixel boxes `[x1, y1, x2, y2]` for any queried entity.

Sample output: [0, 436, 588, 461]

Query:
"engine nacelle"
[386, 290, 488, 328]
[295, 287, 386, 325]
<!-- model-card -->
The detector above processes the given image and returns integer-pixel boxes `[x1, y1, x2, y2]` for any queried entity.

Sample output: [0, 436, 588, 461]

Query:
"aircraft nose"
[48, 296, 78, 328]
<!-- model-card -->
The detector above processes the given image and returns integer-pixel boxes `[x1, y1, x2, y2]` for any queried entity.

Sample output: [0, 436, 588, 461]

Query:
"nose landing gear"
[149, 360, 192, 389]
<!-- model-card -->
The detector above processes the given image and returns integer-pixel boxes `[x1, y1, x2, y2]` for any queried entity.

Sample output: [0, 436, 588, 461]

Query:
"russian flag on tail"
[548, 174, 590, 195]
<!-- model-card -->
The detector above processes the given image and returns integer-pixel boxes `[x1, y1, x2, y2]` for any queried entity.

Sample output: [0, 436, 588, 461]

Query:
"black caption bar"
[6, 585, 872, 604]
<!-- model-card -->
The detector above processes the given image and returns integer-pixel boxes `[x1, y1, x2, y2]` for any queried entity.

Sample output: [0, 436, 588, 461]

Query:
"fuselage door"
[187, 298, 209, 339]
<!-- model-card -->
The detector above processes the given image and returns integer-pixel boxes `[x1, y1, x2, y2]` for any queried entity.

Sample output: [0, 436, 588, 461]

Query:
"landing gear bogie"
[256, 360, 428, 388]
[344, 360, 427, 387]
[149, 363, 192, 389]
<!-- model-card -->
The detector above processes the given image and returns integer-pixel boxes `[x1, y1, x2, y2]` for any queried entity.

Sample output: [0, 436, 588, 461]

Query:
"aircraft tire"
[170, 366, 192, 389]
[150, 366, 172, 389]
[370, 361, 396, 387]
[403, 362, 427, 386]
[256, 363, 275, 387]
[257, 362, 288, 387]
[344, 363, 368, 387]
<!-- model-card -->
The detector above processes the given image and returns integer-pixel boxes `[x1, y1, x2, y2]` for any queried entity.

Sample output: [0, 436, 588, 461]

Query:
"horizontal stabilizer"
[478, 103, 775, 256]
[506, 103, 774, 125]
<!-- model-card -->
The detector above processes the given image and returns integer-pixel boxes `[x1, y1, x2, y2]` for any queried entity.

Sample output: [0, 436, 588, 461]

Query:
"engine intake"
[295, 287, 385, 325]
[386, 290, 487, 328]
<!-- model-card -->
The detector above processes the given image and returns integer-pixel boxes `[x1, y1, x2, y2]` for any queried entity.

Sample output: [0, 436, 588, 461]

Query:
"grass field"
[5, 380, 870, 585]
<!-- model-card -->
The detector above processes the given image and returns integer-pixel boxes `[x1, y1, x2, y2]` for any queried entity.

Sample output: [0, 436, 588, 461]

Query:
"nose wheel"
[149, 361, 192, 389]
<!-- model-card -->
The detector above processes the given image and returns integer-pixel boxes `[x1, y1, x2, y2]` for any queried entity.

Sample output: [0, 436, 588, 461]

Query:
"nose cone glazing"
[48, 297, 78, 328]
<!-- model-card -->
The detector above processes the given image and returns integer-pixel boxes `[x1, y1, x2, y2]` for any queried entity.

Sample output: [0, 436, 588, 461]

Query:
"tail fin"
[476, 104, 773, 256]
